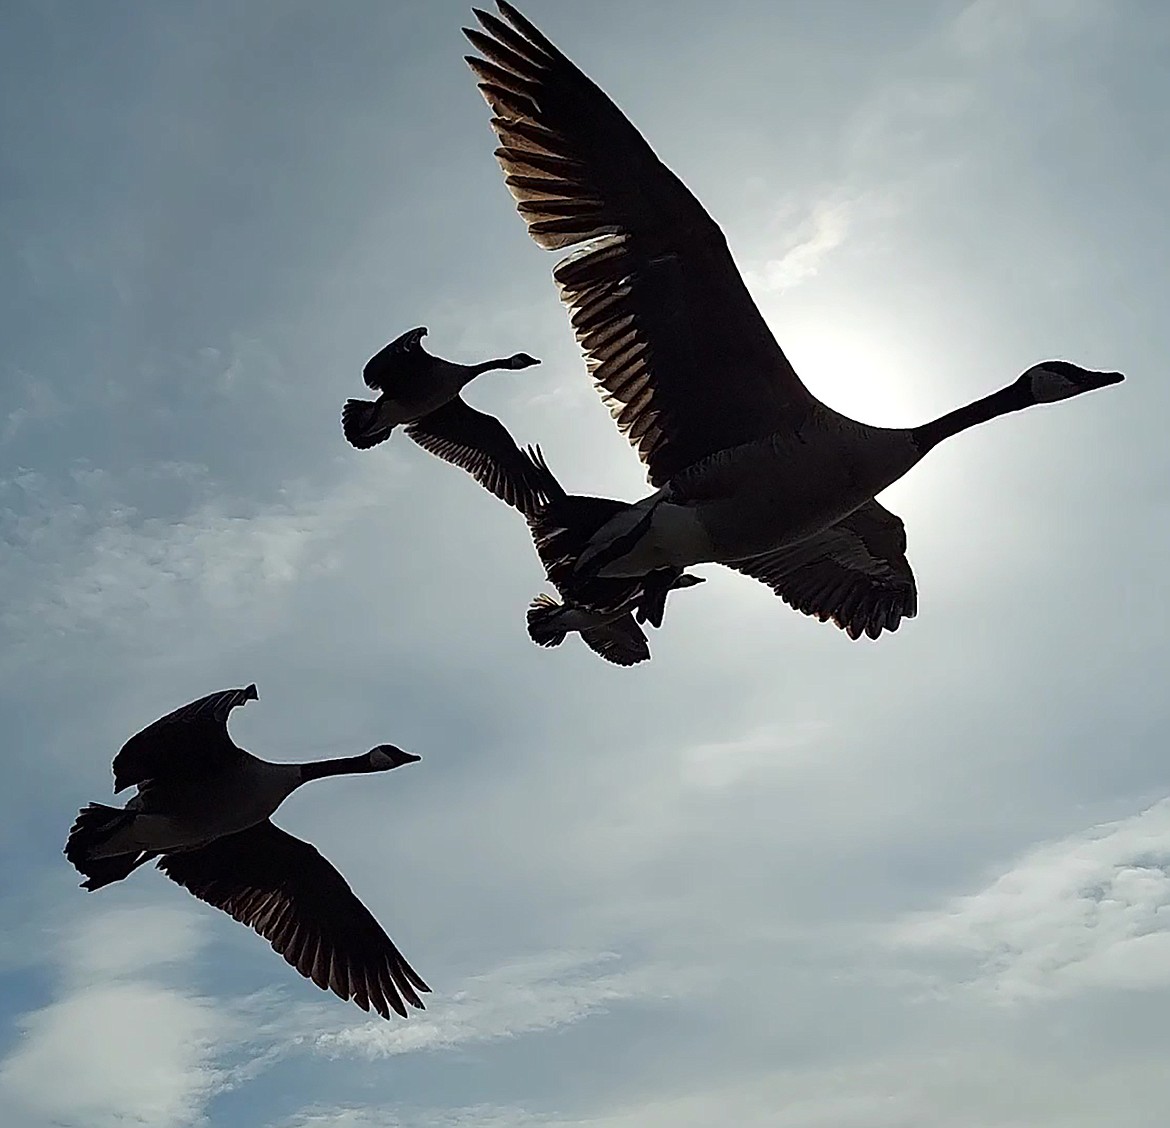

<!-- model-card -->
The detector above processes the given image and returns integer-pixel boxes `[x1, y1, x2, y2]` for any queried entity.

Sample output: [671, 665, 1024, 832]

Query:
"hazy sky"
[2, 1, 1168, 1125]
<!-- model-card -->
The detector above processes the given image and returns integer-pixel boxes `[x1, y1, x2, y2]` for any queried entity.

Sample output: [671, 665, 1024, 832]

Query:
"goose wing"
[112, 684, 257, 793]
[363, 326, 430, 393]
[580, 615, 651, 666]
[158, 820, 429, 1019]
[405, 395, 550, 515]
[726, 501, 917, 640]
[463, 2, 818, 487]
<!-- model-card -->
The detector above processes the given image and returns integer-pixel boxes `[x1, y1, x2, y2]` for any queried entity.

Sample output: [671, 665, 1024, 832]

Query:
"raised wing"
[363, 326, 430, 392]
[405, 395, 551, 515]
[726, 501, 917, 640]
[463, 2, 818, 486]
[158, 821, 429, 1020]
[112, 684, 257, 793]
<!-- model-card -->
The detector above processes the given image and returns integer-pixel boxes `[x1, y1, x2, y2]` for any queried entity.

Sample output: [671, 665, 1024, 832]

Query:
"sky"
[1, 0, 1168, 1124]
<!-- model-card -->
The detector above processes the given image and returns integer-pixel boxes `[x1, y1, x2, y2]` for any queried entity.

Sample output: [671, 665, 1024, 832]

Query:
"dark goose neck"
[911, 380, 1033, 454]
[297, 754, 375, 784]
[468, 357, 515, 377]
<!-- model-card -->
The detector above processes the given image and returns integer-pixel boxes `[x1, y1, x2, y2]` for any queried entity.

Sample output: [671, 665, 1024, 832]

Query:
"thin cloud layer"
[894, 797, 1170, 1000]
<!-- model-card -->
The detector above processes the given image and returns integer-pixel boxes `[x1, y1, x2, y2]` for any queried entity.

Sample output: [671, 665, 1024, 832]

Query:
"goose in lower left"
[64, 683, 430, 1020]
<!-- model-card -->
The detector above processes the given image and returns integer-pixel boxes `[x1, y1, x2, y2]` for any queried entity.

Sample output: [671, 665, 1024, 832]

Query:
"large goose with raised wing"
[65, 684, 429, 1019]
[462, 2, 1124, 639]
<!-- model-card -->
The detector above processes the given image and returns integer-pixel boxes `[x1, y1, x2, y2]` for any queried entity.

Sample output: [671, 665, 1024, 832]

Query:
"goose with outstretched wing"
[65, 684, 429, 1019]
[461, 2, 1123, 639]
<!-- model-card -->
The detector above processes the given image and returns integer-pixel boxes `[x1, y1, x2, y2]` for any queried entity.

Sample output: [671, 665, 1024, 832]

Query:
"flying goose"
[376, 380, 703, 662]
[343, 325, 546, 510]
[462, 3, 1125, 639]
[64, 684, 429, 1019]
[520, 446, 704, 664]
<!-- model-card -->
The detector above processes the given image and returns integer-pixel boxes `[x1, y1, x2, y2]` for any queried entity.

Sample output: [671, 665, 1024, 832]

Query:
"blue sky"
[1, 0, 1168, 1125]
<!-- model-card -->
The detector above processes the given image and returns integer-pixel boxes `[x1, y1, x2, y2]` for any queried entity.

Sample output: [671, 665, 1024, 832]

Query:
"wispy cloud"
[743, 200, 852, 295]
[313, 950, 659, 1060]
[0, 903, 667, 1127]
[0, 460, 386, 672]
[1, 368, 68, 445]
[950, 0, 1108, 56]
[892, 797, 1170, 1000]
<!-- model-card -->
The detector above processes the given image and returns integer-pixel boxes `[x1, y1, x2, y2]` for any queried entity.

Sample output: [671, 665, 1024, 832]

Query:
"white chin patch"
[1030, 367, 1079, 403]
[369, 747, 395, 769]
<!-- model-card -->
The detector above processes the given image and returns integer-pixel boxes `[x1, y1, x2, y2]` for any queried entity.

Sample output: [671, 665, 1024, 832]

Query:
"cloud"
[0, 899, 669, 1127]
[1, 368, 68, 445]
[312, 949, 661, 1060]
[951, 0, 1108, 55]
[0, 907, 233, 1128]
[743, 201, 852, 295]
[276, 1047, 1170, 1128]
[892, 797, 1170, 999]
[0, 458, 388, 673]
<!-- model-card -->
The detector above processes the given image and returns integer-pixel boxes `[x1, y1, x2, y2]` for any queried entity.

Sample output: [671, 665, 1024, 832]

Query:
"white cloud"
[2, 981, 223, 1128]
[0, 907, 230, 1128]
[1, 899, 673, 1128]
[893, 797, 1170, 999]
[313, 950, 657, 1060]
[277, 1047, 1170, 1128]
[57, 905, 206, 988]
[0, 459, 390, 671]
[744, 201, 851, 295]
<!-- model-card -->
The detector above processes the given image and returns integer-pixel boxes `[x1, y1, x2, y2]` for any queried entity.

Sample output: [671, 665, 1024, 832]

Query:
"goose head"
[367, 744, 422, 771]
[1020, 361, 1124, 404]
[505, 352, 541, 370]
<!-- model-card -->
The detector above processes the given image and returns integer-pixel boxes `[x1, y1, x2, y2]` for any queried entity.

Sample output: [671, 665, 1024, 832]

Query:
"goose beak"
[1088, 369, 1125, 390]
[402, 751, 422, 764]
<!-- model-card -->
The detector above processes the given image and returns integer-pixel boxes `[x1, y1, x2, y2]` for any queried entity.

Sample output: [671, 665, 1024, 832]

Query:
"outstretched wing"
[363, 326, 430, 393]
[112, 684, 257, 793]
[726, 501, 917, 640]
[158, 821, 429, 1020]
[463, 2, 819, 485]
[405, 395, 551, 515]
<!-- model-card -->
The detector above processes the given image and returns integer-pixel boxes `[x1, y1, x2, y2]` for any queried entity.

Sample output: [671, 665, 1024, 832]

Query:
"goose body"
[343, 325, 545, 509]
[462, 3, 1125, 638]
[376, 378, 703, 662]
[581, 419, 922, 576]
[65, 684, 429, 1019]
[521, 447, 704, 664]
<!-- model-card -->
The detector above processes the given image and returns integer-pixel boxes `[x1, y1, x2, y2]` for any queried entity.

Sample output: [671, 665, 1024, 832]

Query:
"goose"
[462, 3, 1125, 640]
[64, 684, 429, 1019]
[343, 325, 546, 510]
[375, 380, 704, 662]
[520, 446, 704, 664]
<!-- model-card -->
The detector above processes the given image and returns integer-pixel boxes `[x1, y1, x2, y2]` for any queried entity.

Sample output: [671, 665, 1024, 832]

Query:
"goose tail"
[342, 399, 394, 450]
[527, 593, 569, 647]
[64, 804, 147, 891]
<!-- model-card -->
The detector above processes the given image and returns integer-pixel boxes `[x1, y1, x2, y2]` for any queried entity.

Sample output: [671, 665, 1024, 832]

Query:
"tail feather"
[342, 399, 394, 450]
[65, 804, 146, 891]
[527, 593, 568, 647]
